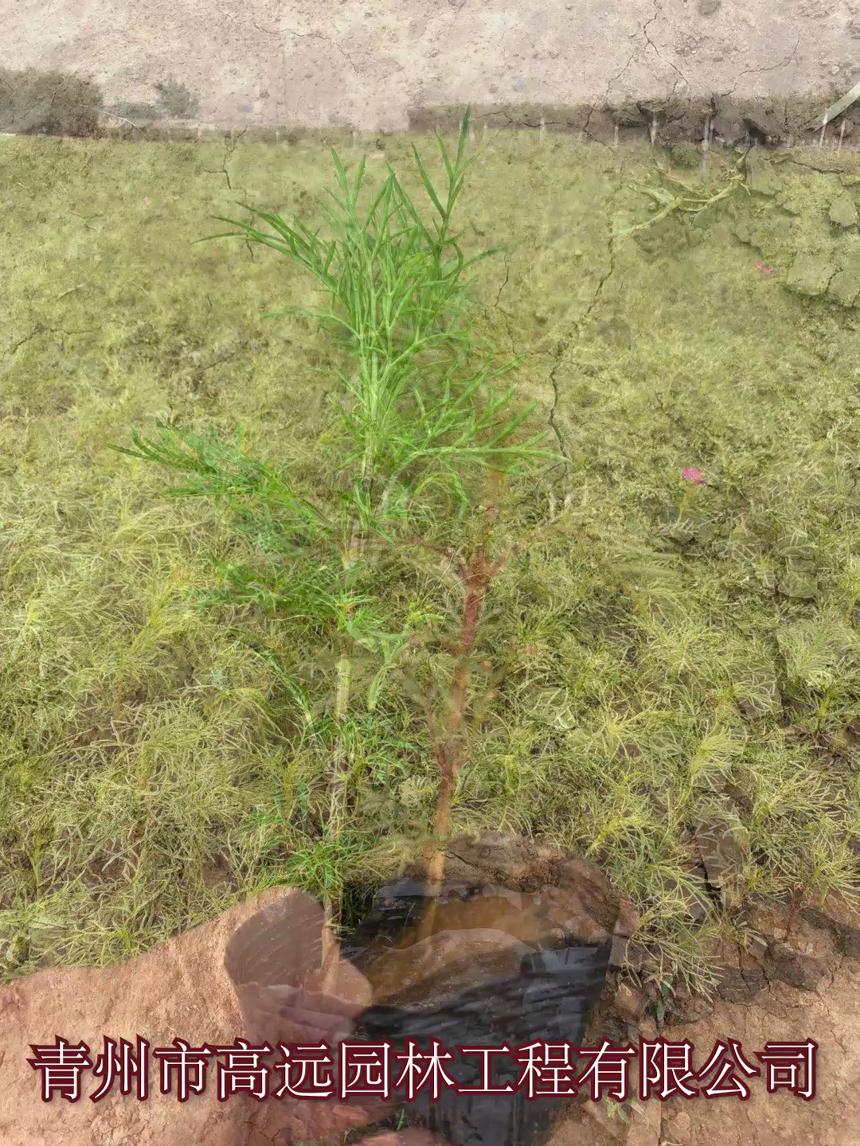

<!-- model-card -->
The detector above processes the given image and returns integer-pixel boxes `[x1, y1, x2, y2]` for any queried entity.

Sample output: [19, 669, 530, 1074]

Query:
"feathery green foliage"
[2, 130, 860, 992]
[115, 114, 550, 918]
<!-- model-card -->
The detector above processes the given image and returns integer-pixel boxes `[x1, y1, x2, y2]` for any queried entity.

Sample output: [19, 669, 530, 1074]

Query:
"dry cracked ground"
[3, 0, 859, 132]
[1, 880, 859, 1145]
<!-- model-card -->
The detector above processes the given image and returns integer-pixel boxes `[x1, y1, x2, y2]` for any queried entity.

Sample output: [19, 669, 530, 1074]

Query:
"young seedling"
[116, 113, 552, 956]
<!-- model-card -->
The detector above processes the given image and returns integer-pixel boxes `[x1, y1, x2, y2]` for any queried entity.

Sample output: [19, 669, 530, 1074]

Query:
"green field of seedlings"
[2, 124, 860, 994]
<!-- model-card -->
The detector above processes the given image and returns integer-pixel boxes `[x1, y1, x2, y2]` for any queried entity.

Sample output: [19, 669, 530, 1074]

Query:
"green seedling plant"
[116, 113, 551, 948]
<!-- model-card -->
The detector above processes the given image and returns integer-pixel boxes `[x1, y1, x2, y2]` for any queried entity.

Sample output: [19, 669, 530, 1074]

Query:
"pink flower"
[754, 260, 774, 276]
[682, 467, 705, 485]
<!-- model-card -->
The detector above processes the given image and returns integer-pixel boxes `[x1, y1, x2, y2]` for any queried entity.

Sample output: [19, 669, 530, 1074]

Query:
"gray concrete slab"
[2, 1, 857, 133]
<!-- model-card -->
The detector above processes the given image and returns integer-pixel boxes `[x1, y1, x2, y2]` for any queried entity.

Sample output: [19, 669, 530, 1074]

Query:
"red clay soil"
[1, 881, 859, 1145]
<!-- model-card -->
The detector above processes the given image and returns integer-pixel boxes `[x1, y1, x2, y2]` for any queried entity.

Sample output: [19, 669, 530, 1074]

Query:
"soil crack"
[545, 164, 623, 468]
[722, 36, 800, 98]
[641, 0, 690, 97]
[203, 129, 245, 190]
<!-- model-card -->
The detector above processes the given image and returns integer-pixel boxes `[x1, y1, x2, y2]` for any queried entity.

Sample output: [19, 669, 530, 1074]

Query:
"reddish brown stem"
[418, 532, 507, 936]
[414, 474, 508, 941]
[425, 556, 486, 872]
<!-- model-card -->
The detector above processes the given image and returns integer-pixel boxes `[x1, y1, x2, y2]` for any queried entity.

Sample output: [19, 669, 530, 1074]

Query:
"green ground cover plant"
[2, 128, 860, 995]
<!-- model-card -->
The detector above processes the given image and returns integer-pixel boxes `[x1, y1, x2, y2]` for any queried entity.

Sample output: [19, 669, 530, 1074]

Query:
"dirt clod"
[829, 192, 858, 229]
[613, 980, 647, 1021]
[785, 252, 835, 297]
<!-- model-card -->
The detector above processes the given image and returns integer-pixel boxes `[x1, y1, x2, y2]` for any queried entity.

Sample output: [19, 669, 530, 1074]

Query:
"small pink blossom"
[754, 260, 774, 276]
[143, 195, 151, 206]
[682, 467, 705, 485]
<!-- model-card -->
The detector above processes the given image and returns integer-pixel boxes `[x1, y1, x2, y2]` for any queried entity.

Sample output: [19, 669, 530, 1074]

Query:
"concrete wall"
[3, 0, 857, 133]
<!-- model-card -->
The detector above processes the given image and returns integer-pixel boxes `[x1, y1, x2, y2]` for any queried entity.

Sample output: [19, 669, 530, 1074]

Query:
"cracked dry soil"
[2, 0, 857, 134]
[552, 896, 860, 1146]
[1, 888, 859, 1144]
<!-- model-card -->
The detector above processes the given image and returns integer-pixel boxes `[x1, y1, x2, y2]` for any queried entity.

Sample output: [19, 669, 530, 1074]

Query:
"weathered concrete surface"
[2, 0, 857, 132]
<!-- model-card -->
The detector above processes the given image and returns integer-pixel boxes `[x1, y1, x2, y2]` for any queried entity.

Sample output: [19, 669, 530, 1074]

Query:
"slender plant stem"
[321, 515, 365, 976]
[418, 474, 505, 939]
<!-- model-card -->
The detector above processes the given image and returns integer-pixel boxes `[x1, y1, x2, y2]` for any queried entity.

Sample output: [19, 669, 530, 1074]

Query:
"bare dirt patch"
[1, 0, 857, 134]
[2, 883, 860, 1144]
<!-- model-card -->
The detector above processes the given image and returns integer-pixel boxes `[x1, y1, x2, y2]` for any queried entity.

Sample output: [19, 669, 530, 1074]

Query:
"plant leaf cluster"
[116, 113, 549, 908]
